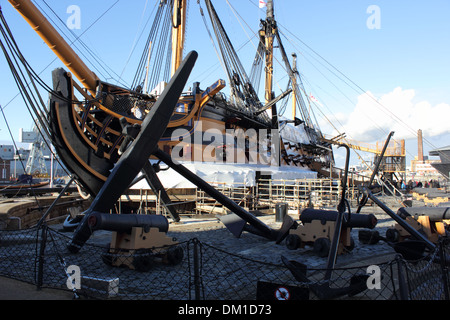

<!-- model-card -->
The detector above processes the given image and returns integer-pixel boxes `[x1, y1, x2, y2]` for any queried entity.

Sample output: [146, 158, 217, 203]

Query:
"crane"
[323, 132, 406, 197]
[19, 126, 48, 177]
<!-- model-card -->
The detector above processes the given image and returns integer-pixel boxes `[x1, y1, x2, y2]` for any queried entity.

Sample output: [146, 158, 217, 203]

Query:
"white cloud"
[324, 87, 450, 142]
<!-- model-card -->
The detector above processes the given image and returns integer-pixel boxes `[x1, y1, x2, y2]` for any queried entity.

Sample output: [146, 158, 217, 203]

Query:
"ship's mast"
[292, 53, 298, 120]
[261, 1, 315, 132]
[263, 0, 275, 105]
[171, 0, 187, 77]
[261, 0, 278, 127]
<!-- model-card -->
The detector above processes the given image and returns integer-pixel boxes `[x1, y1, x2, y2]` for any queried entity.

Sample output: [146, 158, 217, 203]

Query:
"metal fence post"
[396, 256, 409, 300]
[438, 239, 450, 300]
[193, 238, 202, 300]
[36, 224, 47, 290]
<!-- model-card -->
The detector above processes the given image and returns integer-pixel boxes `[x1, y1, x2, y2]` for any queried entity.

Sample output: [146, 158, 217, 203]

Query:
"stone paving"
[73, 191, 447, 272]
[164, 195, 415, 269]
[1, 192, 445, 300]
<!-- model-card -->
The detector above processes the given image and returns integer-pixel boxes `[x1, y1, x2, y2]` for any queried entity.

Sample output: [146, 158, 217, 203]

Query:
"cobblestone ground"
[160, 195, 416, 269]
[67, 194, 436, 272]
[2, 193, 445, 300]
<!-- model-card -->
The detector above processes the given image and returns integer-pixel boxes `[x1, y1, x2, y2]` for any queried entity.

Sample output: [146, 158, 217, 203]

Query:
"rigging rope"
[0, 9, 97, 177]
[0, 19, 49, 136]
[249, 39, 265, 95]
[131, 0, 174, 93]
[278, 25, 449, 165]
[37, 0, 127, 88]
[219, 0, 322, 143]
[203, 0, 266, 119]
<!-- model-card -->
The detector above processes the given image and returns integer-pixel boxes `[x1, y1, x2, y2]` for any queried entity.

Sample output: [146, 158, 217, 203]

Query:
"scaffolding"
[193, 177, 370, 216]
[256, 178, 339, 210]
[116, 176, 370, 218]
[195, 182, 254, 215]
[324, 134, 406, 183]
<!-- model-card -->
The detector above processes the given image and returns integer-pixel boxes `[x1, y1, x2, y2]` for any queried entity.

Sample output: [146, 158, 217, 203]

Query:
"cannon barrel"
[397, 207, 450, 222]
[88, 212, 169, 233]
[68, 212, 170, 253]
[300, 208, 378, 229]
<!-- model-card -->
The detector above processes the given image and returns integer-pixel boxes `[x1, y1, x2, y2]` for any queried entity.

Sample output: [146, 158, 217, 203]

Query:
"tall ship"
[1, 0, 334, 199]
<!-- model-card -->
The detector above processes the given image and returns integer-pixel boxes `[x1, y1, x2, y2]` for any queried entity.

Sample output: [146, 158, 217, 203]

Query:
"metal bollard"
[275, 203, 287, 222]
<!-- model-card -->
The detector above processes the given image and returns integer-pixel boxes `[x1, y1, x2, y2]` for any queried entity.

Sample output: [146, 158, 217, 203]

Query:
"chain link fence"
[0, 224, 449, 300]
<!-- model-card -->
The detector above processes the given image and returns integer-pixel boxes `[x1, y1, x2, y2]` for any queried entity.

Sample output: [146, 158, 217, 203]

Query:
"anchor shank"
[154, 148, 277, 240]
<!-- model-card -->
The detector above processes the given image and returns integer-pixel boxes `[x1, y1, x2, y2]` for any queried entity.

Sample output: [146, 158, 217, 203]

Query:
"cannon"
[299, 209, 378, 228]
[385, 206, 450, 244]
[397, 206, 450, 222]
[284, 208, 378, 257]
[87, 212, 169, 233]
[284, 142, 378, 258]
[88, 212, 183, 271]
[280, 144, 376, 300]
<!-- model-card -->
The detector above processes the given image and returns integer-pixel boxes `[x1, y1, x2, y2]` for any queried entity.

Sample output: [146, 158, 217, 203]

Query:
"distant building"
[411, 154, 434, 171]
[408, 129, 443, 180]
[0, 157, 11, 182]
[410, 156, 440, 176]
[0, 145, 14, 160]
[0, 144, 66, 179]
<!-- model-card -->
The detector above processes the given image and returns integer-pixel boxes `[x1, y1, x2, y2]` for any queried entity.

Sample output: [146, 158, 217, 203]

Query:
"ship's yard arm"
[8, 0, 99, 95]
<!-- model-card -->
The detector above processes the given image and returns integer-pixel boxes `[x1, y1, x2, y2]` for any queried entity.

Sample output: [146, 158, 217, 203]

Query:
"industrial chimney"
[418, 129, 424, 162]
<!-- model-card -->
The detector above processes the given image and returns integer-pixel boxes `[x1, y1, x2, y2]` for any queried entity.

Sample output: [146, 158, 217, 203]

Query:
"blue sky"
[0, 0, 449, 168]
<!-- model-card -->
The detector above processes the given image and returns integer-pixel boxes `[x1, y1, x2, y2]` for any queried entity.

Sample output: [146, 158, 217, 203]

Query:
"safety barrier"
[0, 225, 448, 300]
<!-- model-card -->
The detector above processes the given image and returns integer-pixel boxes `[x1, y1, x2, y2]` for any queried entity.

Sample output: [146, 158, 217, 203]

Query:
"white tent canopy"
[131, 162, 317, 189]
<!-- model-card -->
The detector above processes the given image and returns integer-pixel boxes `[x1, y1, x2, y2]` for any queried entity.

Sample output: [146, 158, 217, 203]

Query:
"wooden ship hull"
[6, 0, 334, 199]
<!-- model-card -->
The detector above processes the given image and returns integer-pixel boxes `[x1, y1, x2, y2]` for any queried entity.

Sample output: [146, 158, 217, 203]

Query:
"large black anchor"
[68, 50, 297, 253]
[282, 144, 370, 299]
[117, 117, 180, 223]
[67, 51, 198, 252]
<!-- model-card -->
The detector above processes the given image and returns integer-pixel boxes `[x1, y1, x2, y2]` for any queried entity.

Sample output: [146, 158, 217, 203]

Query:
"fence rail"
[0, 225, 449, 300]
[193, 178, 364, 216]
